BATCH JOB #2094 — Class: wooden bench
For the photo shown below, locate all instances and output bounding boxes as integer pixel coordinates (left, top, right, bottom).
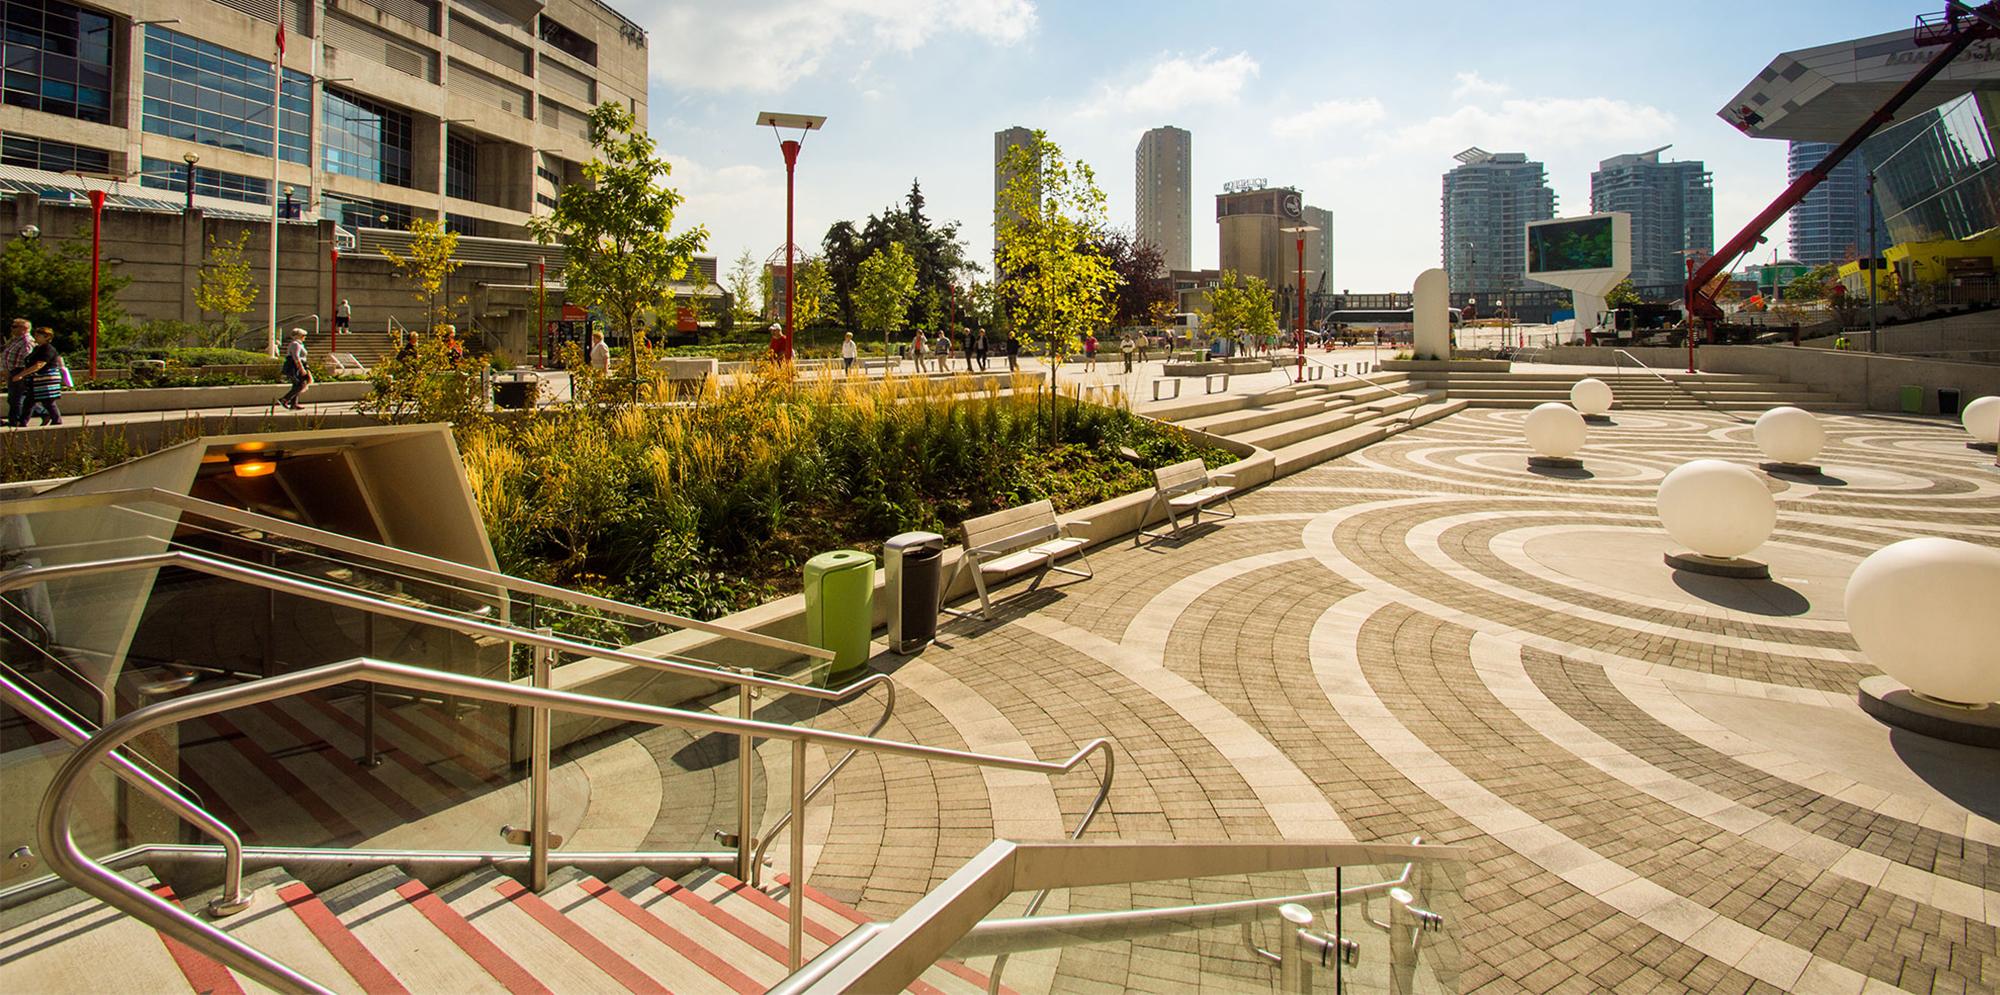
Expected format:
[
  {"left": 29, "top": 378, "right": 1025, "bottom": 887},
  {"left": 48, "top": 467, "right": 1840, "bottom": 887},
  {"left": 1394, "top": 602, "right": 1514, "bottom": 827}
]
[
  {"left": 1139, "top": 459, "right": 1239, "bottom": 542},
  {"left": 949, "top": 499, "right": 1094, "bottom": 618}
]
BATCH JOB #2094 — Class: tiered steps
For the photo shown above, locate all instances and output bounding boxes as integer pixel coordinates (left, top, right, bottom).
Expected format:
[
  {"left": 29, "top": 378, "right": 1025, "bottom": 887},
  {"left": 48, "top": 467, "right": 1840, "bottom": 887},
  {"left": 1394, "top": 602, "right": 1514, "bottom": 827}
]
[
  {"left": 1414, "top": 371, "right": 1854, "bottom": 410},
  {"left": 0, "top": 864, "right": 996, "bottom": 994},
  {"left": 1156, "top": 373, "right": 1469, "bottom": 472}
]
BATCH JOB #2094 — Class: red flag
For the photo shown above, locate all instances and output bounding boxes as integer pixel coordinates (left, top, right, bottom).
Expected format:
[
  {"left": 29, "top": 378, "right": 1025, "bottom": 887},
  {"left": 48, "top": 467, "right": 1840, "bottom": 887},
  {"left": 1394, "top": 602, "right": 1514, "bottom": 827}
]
[{"left": 275, "top": 21, "right": 286, "bottom": 60}]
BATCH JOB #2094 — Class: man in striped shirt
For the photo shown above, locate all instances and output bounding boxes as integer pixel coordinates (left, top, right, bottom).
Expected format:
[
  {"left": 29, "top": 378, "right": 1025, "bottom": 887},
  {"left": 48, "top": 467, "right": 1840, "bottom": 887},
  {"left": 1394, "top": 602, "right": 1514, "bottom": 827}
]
[{"left": 3, "top": 318, "right": 34, "bottom": 427}]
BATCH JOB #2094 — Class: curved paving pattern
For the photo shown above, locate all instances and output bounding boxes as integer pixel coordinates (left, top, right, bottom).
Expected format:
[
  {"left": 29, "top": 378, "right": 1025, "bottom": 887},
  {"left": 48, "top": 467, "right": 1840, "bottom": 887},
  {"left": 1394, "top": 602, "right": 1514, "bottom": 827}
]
[{"left": 794, "top": 408, "right": 1999, "bottom": 993}]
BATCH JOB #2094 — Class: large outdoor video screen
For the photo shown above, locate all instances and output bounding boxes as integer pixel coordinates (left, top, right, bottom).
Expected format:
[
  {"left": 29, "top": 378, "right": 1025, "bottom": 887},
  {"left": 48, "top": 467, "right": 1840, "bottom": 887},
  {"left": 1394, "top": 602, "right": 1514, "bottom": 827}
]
[{"left": 1527, "top": 217, "right": 1614, "bottom": 274}]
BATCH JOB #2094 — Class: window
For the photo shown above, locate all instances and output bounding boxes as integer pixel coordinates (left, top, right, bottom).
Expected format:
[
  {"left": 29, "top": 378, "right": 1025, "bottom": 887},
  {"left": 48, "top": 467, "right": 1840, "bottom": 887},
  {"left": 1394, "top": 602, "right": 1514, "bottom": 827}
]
[
  {"left": 2, "top": 0, "right": 114, "bottom": 123},
  {"left": 321, "top": 87, "right": 413, "bottom": 187},
  {"left": 536, "top": 163, "right": 561, "bottom": 184},
  {"left": 445, "top": 132, "right": 477, "bottom": 200},
  {"left": 444, "top": 213, "right": 476, "bottom": 235},
  {"left": 535, "top": 192, "right": 558, "bottom": 209},
  {"left": 537, "top": 15, "right": 595, "bottom": 65},
  {"left": 0, "top": 135, "right": 109, "bottom": 173},
  {"left": 141, "top": 26, "right": 311, "bottom": 163},
  {"left": 137, "top": 157, "right": 272, "bottom": 205},
  {"left": 321, "top": 192, "right": 419, "bottom": 230}
]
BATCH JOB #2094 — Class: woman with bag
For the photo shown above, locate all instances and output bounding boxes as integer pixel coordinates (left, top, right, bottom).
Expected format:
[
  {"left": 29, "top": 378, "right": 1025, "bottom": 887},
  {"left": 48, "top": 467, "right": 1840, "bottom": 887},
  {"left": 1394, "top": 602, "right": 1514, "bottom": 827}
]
[
  {"left": 278, "top": 327, "right": 312, "bottom": 409},
  {"left": 9, "top": 327, "right": 65, "bottom": 425}
]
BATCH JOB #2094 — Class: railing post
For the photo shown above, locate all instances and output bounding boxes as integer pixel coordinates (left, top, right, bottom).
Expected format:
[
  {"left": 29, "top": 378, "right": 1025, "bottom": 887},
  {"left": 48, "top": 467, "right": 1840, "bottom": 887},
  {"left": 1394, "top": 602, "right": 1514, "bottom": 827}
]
[
  {"left": 530, "top": 630, "right": 553, "bottom": 893},
  {"left": 359, "top": 614, "right": 381, "bottom": 767},
  {"left": 1277, "top": 903, "right": 1314, "bottom": 994},
  {"left": 789, "top": 736, "right": 806, "bottom": 972},
  {"left": 738, "top": 674, "right": 755, "bottom": 881}
]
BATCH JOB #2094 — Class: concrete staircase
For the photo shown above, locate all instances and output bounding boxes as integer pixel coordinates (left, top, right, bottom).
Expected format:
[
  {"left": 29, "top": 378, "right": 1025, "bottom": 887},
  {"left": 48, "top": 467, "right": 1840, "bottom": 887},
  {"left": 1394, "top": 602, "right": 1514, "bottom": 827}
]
[
  {"left": 1149, "top": 373, "right": 1470, "bottom": 473},
  {"left": 0, "top": 865, "right": 997, "bottom": 994},
  {"left": 1411, "top": 370, "right": 1855, "bottom": 410}
]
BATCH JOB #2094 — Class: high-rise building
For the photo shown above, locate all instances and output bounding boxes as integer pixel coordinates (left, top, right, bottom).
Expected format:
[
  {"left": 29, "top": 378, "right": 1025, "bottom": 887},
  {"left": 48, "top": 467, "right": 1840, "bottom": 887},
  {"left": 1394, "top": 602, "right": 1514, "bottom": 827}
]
[
  {"left": 1217, "top": 183, "right": 1305, "bottom": 294},
  {"left": 1441, "top": 149, "right": 1556, "bottom": 294},
  {"left": 993, "top": 125, "right": 1036, "bottom": 272},
  {"left": 1787, "top": 142, "right": 1878, "bottom": 266},
  {"left": 1302, "top": 205, "right": 1333, "bottom": 294},
  {"left": 1135, "top": 126, "right": 1192, "bottom": 271},
  {"left": 0, "top": 0, "right": 648, "bottom": 240},
  {"left": 1590, "top": 146, "right": 1713, "bottom": 288}
]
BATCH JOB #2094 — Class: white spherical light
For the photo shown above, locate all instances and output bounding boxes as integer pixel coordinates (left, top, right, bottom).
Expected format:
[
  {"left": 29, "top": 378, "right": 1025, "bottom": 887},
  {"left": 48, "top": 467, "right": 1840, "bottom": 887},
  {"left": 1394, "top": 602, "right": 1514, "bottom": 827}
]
[
  {"left": 1570, "top": 378, "right": 1613, "bottom": 416},
  {"left": 1845, "top": 537, "right": 2000, "bottom": 704},
  {"left": 1964, "top": 395, "right": 2000, "bottom": 444},
  {"left": 1656, "top": 460, "right": 1775, "bottom": 559},
  {"left": 1754, "top": 406, "right": 1825, "bottom": 465},
  {"left": 1524, "top": 402, "right": 1586, "bottom": 459}
]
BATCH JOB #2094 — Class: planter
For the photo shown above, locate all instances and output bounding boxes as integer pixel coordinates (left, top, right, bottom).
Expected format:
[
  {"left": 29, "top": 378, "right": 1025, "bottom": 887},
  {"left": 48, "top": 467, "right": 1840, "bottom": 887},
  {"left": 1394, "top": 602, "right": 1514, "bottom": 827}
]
[
  {"left": 63, "top": 379, "right": 374, "bottom": 415},
  {"left": 1377, "top": 359, "right": 1511, "bottom": 373}
]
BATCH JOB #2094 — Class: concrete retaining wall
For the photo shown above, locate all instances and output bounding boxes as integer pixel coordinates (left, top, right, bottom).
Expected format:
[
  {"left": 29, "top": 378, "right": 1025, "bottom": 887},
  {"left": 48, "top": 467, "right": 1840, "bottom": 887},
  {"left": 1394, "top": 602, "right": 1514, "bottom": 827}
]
[
  {"left": 1537, "top": 345, "right": 1998, "bottom": 414},
  {"left": 60, "top": 380, "right": 375, "bottom": 415}
]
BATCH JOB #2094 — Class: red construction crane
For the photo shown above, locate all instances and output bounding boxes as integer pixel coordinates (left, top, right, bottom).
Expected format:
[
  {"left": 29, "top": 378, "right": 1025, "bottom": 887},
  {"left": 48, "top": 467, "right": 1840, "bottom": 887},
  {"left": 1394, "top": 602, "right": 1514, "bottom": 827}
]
[{"left": 1685, "top": 2, "right": 2000, "bottom": 332}]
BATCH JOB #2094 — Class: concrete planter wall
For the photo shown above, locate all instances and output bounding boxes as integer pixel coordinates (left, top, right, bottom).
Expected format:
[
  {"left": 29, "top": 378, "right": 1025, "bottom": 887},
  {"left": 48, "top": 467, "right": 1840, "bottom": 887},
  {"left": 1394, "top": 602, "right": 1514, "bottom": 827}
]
[
  {"left": 1538, "top": 345, "right": 1999, "bottom": 414},
  {"left": 1378, "top": 359, "right": 1511, "bottom": 373},
  {"left": 63, "top": 380, "right": 374, "bottom": 415}
]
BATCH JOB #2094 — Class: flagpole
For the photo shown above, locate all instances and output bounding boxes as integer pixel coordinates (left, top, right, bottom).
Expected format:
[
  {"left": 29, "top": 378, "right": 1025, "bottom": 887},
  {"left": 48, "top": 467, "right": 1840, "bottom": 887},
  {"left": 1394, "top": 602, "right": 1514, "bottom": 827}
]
[{"left": 267, "top": 21, "right": 285, "bottom": 357}]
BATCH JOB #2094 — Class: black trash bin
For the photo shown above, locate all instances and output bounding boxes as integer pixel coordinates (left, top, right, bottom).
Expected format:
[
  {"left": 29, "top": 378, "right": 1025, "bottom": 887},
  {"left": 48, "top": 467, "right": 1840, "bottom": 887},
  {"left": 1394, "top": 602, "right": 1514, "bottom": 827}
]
[
  {"left": 492, "top": 371, "right": 542, "bottom": 409},
  {"left": 883, "top": 532, "right": 945, "bottom": 653},
  {"left": 1940, "top": 388, "right": 1962, "bottom": 417}
]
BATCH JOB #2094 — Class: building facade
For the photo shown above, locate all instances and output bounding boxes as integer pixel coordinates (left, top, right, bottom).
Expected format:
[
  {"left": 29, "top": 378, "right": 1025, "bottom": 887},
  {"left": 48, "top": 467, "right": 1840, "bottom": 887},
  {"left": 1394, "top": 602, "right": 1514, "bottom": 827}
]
[
  {"left": 1787, "top": 141, "right": 1879, "bottom": 266},
  {"left": 1134, "top": 125, "right": 1191, "bottom": 271},
  {"left": 1441, "top": 148, "right": 1556, "bottom": 295},
  {"left": 1217, "top": 183, "right": 1303, "bottom": 294},
  {"left": 1590, "top": 147, "right": 1712, "bottom": 287},
  {"left": 1302, "top": 204, "right": 1333, "bottom": 295}
]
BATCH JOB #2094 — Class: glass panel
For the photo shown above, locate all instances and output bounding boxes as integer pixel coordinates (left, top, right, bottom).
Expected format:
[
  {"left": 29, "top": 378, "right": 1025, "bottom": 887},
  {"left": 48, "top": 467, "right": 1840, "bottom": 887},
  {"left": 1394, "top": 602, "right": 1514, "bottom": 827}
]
[{"left": 139, "top": 25, "right": 310, "bottom": 163}]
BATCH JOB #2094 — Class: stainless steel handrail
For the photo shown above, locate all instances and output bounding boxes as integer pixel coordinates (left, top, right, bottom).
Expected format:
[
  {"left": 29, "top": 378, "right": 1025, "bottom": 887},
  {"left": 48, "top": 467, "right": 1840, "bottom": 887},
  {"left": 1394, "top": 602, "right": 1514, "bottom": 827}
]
[
  {"left": 749, "top": 677, "right": 896, "bottom": 887},
  {"left": 37, "top": 657, "right": 1113, "bottom": 994},
  {"left": 0, "top": 487, "right": 834, "bottom": 662},
  {"left": 1611, "top": 348, "right": 1750, "bottom": 423},
  {"left": 0, "top": 671, "right": 251, "bottom": 917}
]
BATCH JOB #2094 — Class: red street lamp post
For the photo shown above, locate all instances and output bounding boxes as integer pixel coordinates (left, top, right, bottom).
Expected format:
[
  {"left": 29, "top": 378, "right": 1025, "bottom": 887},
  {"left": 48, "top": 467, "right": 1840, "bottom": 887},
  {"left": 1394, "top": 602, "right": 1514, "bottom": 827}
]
[
  {"left": 1280, "top": 224, "right": 1318, "bottom": 383},
  {"left": 87, "top": 188, "right": 106, "bottom": 380},
  {"left": 756, "top": 112, "right": 827, "bottom": 363}
]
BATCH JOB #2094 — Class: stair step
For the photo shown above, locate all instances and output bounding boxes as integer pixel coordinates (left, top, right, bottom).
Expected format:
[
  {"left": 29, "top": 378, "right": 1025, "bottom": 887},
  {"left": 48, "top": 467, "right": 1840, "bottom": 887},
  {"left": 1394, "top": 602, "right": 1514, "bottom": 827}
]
[
  {"left": 0, "top": 875, "right": 192, "bottom": 995},
  {"left": 772, "top": 874, "right": 1005, "bottom": 995},
  {"left": 569, "top": 875, "right": 761, "bottom": 995},
  {"left": 606, "top": 870, "right": 791, "bottom": 990},
  {"left": 1270, "top": 398, "right": 1470, "bottom": 474},
  {"left": 440, "top": 868, "right": 651, "bottom": 994},
  {"left": 318, "top": 869, "right": 510, "bottom": 994},
  {"left": 1179, "top": 397, "right": 1327, "bottom": 435},
  {"left": 1232, "top": 408, "right": 1359, "bottom": 450}
]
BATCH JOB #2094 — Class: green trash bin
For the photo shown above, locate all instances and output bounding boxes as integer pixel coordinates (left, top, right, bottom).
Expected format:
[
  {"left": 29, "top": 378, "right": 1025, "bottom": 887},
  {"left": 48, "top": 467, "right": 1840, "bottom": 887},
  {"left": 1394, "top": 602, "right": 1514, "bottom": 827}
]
[
  {"left": 1900, "top": 385, "right": 1923, "bottom": 414},
  {"left": 803, "top": 549, "right": 875, "bottom": 684}
]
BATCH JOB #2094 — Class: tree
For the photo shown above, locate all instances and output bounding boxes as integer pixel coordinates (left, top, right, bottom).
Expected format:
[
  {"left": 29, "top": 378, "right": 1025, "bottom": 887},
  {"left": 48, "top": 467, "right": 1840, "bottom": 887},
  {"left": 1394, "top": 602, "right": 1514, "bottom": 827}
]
[
  {"left": 1604, "top": 278, "right": 1641, "bottom": 310},
  {"left": 1095, "top": 231, "right": 1172, "bottom": 327},
  {"left": 855, "top": 242, "right": 918, "bottom": 359},
  {"left": 792, "top": 256, "right": 833, "bottom": 331},
  {"left": 1203, "top": 270, "right": 1278, "bottom": 344},
  {"left": 529, "top": 100, "right": 708, "bottom": 389},
  {"left": 380, "top": 217, "right": 463, "bottom": 332},
  {"left": 994, "top": 131, "right": 1120, "bottom": 360},
  {"left": 192, "top": 232, "right": 256, "bottom": 346},
  {"left": 725, "top": 249, "right": 762, "bottom": 330},
  {"left": 1784, "top": 264, "right": 1835, "bottom": 303},
  {"left": 819, "top": 180, "right": 976, "bottom": 334},
  {"left": 0, "top": 233, "right": 128, "bottom": 357}
]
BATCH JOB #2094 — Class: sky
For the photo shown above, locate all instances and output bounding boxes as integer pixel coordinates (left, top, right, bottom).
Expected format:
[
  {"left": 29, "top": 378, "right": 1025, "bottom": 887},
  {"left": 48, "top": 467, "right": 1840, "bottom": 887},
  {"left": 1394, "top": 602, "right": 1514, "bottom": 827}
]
[{"left": 620, "top": 0, "right": 1914, "bottom": 294}]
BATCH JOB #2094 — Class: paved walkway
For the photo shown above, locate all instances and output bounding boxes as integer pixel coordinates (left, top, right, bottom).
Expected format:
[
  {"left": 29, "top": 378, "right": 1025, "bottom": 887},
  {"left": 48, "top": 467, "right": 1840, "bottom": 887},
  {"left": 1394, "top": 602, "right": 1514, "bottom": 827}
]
[{"left": 798, "top": 407, "right": 1997, "bottom": 994}]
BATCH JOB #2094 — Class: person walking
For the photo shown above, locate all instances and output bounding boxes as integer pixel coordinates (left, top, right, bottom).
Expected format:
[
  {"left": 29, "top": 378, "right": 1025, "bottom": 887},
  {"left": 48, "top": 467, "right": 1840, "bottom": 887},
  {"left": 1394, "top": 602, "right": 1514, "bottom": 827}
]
[
  {"left": 936, "top": 330, "right": 954, "bottom": 373},
  {"left": 1120, "top": 333, "right": 1135, "bottom": 373},
  {"left": 840, "top": 332, "right": 857, "bottom": 374},
  {"left": 335, "top": 298, "right": 352, "bottom": 336},
  {"left": 1005, "top": 331, "right": 1020, "bottom": 371},
  {"left": 910, "top": 331, "right": 927, "bottom": 373},
  {"left": 1135, "top": 331, "right": 1150, "bottom": 364},
  {"left": 9, "top": 327, "right": 65, "bottom": 425},
  {"left": 973, "top": 330, "right": 989, "bottom": 371},
  {"left": 277, "top": 327, "right": 312, "bottom": 409},
  {"left": 588, "top": 330, "right": 610, "bottom": 373},
  {"left": 1082, "top": 332, "right": 1098, "bottom": 372},
  {"left": 3, "top": 318, "right": 35, "bottom": 427}
]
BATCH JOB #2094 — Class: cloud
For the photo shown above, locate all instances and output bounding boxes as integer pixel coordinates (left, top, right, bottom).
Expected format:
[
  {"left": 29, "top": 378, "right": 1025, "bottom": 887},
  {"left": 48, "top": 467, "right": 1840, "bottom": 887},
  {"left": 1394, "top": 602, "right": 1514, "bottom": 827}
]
[
  {"left": 644, "top": 0, "right": 1036, "bottom": 93},
  {"left": 1392, "top": 96, "right": 1676, "bottom": 156},
  {"left": 1271, "top": 97, "right": 1387, "bottom": 141},
  {"left": 1076, "top": 50, "right": 1260, "bottom": 119},
  {"left": 1450, "top": 71, "right": 1509, "bottom": 101}
]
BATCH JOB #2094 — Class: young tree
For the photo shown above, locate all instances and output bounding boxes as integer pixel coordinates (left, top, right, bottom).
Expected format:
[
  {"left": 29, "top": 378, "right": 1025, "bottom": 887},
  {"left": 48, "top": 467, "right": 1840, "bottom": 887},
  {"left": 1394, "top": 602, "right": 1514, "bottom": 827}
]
[
  {"left": 855, "top": 242, "right": 917, "bottom": 360},
  {"left": 1204, "top": 270, "right": 1278, "bottom": 344},
  {"left": 725, "top": 249, "right": 762, "bottom": 330},
  {"left": 0, "top": 235, "right": 128, "bottom": 356},
  {"left": 193, "top": 232, "right": 256, "bottom": 345},
  {"left": 1604, "top": 278, "right": 1642, "bottom": 309},
  {"left": 529, "top": 100, "right": 708, "bottom": 390},
  {"left": 994, "top": 131, "right": 1120, "bottom": 361},
  {"left": 792, "top": 256, "right": 833, "bottom": 331},
  {"left": 380, "top": 217, "right": 463, "bottom": 331}
]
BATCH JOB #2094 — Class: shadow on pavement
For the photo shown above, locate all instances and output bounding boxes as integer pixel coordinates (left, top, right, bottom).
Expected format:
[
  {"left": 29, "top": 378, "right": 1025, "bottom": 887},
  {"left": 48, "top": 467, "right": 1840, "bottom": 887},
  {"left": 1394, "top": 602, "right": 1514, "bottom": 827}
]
[
  {"left": 1670, "top": 571, "right": 1813, "bottom": 617},
  {"left": 1888, "top": 729, "right": 2000, "bottom": 821}
]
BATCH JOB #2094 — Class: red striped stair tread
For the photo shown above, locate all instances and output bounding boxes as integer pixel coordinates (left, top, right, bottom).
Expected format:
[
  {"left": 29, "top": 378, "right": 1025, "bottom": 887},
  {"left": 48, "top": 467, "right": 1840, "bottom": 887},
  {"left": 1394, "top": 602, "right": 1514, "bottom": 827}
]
[
  {"left": 275, "top": 882, "right": 408, "bottom": 995},
  {"left": 491, "top": 878, "right": 667, "bottom": 995},
  {"left": 246, "top": 700, "right": 428, "bottom": 822},
  {"left": 579, "top": 876, "right": 762, "bottom": 995},
  {"left": 299, "top": 694, "right": 467, "bottom": 797},
  {"left": 392, "top": 879, "right": 550, "bottom": 995},
  {"left": 777, "top": 874, "right": 1014, "bottom": 995},
  {"left": 654, "top": 878, "right": 787, "bottom": 963},
  {"left": 148, "top": 883, "right": 246, "bottom": 995},
  {"left": 203, "top": 714, "right": 363, "bottom": 841}
]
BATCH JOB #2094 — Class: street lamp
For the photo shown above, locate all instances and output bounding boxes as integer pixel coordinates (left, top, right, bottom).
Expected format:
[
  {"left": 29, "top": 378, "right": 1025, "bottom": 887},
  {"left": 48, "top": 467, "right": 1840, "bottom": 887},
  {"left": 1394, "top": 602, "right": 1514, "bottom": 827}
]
[
  {"left": 65, "top": 169, "right": 122, "bottom": 378},
  {"left": 182, "top": 152, "right": 199, "bottom": 212},
  {"left": 1280, "top": 224, "right": 1318, "bottom": 383},
  {"left": 755, "top": 111, "right": 827, "bottom": 363},
  {"left": 283, "top": 185, "right": 295, "bottom": 220}
]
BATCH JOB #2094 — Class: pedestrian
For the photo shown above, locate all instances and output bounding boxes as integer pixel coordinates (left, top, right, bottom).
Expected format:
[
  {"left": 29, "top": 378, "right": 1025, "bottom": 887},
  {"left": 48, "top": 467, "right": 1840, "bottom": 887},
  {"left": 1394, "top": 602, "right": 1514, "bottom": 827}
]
[
  {"left": 1120, "top": 333, "right": 1135, "bottom": 373},
  {"left": 840, "top": 331, "right": 857, "bottom": 374},
  {"left": 336, "top": 298, "right": 352, "bottom": 335},
  {"left": 937, "top": 330, "right": 953, "bottom": 373},
  {"left": 9, "top": 327, "right": 65, "bottom": 425},
  {"left": 911, "top": 331, "right": 927, "bottom": 372},
  {"left": 1005, "top": 331, "right": 1020, "bottom": 371},
  {"left": 1083, "top": 332, "right": 1098, "bottom": 371},
  {"left": 397, "top": 329, "right": 418, "bottom": 362},
  {"left": 1136, "top": 332, "right": 1150, "bottom": 364},
  {"left": 588, "top": 330, "right": 610, "bottom": 373},
  {"left": 973, "top": 329, "right": 989, "bottom": 371},
  {"left": 441, "top": 326, "right": 465, "bottom": 365},
  {"left": 277, "top": 327, "right": 312, "bottom": 409},
  {"left": 3, "top": 318, "right": 34, "bottom": 427}
]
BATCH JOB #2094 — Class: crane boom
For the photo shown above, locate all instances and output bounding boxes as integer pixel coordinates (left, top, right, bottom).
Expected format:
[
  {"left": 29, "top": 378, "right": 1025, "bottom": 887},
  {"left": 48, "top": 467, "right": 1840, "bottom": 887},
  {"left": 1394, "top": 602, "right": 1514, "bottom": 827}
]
[{"left": 1685, "top": 2, "right": 2000, "bottom": 326}]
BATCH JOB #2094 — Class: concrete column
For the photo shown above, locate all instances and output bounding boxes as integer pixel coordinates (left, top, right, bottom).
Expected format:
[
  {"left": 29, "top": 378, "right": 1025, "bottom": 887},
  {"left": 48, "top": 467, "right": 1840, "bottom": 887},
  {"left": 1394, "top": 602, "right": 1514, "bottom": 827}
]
[
  {"left": 1413, "top": 267, "right": 1450, "bottom": 359},
  {"left": 180, "top": 210, "right": 205, "bottom": 324}
]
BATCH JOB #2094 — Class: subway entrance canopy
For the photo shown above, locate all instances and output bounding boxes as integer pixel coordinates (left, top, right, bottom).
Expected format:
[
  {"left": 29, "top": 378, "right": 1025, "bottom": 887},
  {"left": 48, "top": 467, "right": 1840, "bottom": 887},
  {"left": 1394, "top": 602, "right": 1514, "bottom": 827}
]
[{"left": 1719, "top": 19, "right": 1999, "bottom": 141}]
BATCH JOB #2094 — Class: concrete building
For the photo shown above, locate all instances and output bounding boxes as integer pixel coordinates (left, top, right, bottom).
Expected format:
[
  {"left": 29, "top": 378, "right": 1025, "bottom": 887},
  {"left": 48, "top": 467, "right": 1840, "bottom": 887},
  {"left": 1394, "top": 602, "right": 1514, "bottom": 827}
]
[
  {"left": 1216, "top": 182, "right": 1304, "bottom": 294},
  {"left": 1302, "top": 204, "right": 1333, "bottom": 295},
  {"left": 0, "top": 0, "right": 652, "bottom": 357},
  {"left": 993, "top": 125, "right": 1035, "bottom": 273},
  {"left": 1441, "top": 148, "right": 1556, "bottom": 295},
  {"left": 1589, "top": 146, "right": 1713, "bottom": 288},
  {"left": 1134, "top": 125, "right": 1191, "bottom": 271},
  {"left": 1788, "top": 141, "right": 1881, "bottom": 267}
]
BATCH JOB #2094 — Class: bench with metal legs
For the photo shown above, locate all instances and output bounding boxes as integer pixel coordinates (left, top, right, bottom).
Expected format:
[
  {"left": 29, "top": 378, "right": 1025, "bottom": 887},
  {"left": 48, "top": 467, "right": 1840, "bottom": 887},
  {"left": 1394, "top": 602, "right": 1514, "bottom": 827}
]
[
  {"left": 947, "top": 500, "right": 1095, "bottom": 619},
  {"left": 1138, "top": 459, "right": 1240, "bottom": 543}
]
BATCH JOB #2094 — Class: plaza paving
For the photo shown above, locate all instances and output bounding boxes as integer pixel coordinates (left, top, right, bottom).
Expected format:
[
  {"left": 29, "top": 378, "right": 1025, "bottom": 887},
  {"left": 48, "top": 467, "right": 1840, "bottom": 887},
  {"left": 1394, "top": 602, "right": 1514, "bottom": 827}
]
[{"left": 784, "top": 406, "right": 1998, "bottom": 993}]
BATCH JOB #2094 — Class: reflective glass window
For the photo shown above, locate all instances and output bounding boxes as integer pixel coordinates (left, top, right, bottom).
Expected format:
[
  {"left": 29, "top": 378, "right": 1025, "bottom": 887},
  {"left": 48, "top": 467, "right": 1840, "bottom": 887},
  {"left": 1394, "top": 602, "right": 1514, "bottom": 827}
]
[
  {"left": 139, "top": 25, "right": 310, "bottom": 164},
  {"left": 321, "top": 86, "right": 413, "bottom": 187},
  {"left": 137, "top": 156, "right": 272, "bottom": 205},
  {"left": 0, "top": 0, "right": 114, "bottom": 123},
  {"left": 0, "top": 133, "right": 109, "bottom": 172}
]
